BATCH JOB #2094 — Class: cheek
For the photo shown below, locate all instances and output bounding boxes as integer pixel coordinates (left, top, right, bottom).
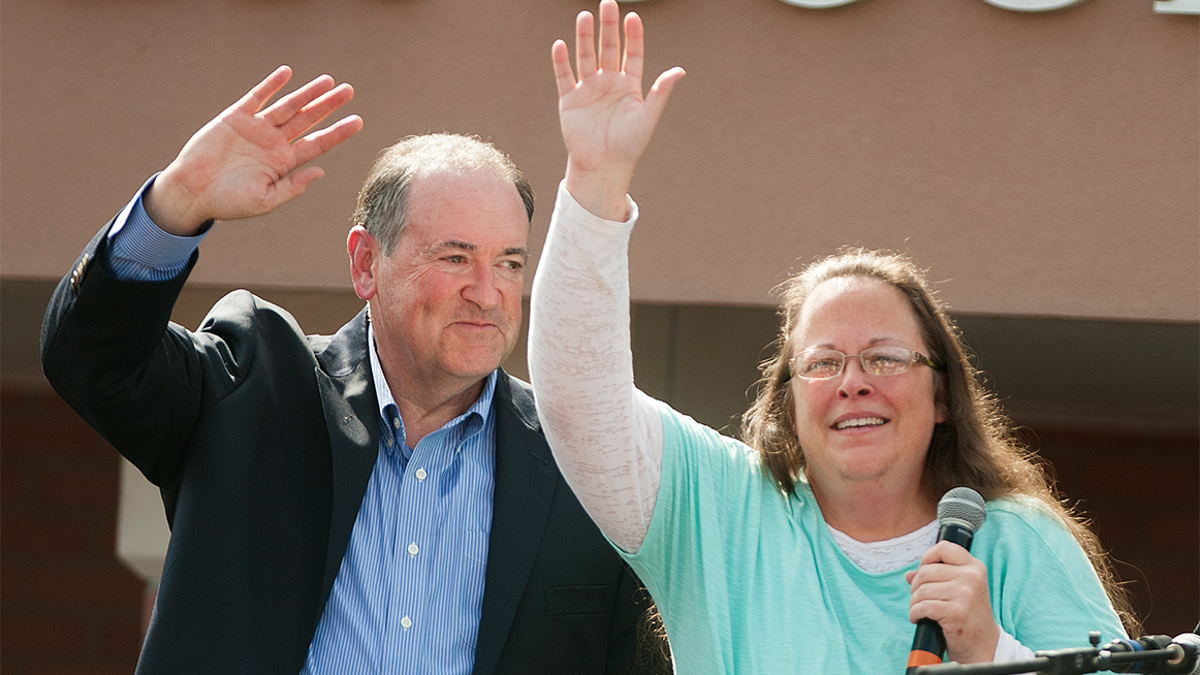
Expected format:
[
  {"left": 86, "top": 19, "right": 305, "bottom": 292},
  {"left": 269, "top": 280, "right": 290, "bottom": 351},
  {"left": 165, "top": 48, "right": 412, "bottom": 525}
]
[
  {"left": 501, "top": 280, "right": 525, "bottom": 318},
  {"left": 903, "top": 378, "right": 942, "bottom": 426},
  {"left": 789, "top": 385, "right": 825, "bottom": 434},
  {"left": 411, "top": 274, "right": 462, "bottom": 307}
]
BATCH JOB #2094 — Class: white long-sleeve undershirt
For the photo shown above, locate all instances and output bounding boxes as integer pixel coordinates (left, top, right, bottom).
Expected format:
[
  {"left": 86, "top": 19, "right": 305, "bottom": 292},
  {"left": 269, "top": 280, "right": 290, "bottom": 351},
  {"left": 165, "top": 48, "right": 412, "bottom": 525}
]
[{"left": 529, "top": 181, "right": 664, "bottom": 554}]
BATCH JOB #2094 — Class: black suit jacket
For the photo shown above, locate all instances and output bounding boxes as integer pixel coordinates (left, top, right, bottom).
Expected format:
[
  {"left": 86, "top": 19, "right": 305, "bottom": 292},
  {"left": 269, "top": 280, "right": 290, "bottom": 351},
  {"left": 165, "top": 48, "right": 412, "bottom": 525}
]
[{"left": 41, "top": 224, "right": 656, "bottom": 675}]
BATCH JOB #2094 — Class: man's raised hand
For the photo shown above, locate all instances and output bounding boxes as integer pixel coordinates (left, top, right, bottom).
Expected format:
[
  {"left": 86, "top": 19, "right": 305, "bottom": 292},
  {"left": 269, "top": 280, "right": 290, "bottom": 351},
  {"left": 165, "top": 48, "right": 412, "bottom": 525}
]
[
  {"left": 146, "top": 66, "right": 364, "bottom": 235},
  {"left": 552, "top": 0, "right": 684, "bottom": 220}
]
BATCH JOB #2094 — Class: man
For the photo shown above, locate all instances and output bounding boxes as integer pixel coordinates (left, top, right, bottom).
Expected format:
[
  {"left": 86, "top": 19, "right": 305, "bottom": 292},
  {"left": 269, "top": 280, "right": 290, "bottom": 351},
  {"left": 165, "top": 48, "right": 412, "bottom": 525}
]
[{"left": 41, "top": 65, "right": 654, "bottom": 674}]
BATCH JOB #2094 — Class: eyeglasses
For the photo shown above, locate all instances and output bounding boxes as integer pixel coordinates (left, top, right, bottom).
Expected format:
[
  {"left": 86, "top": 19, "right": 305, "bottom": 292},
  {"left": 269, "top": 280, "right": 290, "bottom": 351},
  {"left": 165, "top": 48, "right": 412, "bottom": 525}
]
[{"left": 790, "top": 346, "right": 942, "bottom": 381}]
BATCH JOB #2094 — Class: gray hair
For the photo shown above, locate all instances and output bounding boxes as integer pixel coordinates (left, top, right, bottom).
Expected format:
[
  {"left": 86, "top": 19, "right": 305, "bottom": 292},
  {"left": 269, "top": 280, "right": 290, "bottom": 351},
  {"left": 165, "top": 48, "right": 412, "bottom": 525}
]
[{"left": 352, "top": 133, "right": 535, "bottom": 255}]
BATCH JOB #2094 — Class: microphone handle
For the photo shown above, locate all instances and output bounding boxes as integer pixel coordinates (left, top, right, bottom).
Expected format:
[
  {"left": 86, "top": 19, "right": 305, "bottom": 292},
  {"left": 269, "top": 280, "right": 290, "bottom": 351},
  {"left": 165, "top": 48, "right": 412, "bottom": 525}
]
[
  {"left": 905, "top": 522, "right": 977, "bottom": 673},
  {"left": 939, "top": 521, "right": 976, "bottom": 550},
  {"left": 907, "top": 618, "right": 949, "bottom": 673}
]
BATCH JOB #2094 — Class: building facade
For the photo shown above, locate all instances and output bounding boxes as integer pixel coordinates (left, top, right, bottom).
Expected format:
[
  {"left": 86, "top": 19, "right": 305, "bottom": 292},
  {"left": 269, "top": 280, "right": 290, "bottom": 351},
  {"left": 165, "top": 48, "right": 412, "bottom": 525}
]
[{"left": 2, "top": 0, "right": 1196, "bottom": 671}]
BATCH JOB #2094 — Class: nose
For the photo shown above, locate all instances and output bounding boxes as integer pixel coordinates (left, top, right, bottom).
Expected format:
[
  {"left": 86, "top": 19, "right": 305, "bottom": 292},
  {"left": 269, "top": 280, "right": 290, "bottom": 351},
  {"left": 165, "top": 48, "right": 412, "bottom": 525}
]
[
  {"left": 461, "top": 261, "right": 502, "bottom": 310},
  {"left": 837, "top": 356, "right": 875, "bottom": 399}
]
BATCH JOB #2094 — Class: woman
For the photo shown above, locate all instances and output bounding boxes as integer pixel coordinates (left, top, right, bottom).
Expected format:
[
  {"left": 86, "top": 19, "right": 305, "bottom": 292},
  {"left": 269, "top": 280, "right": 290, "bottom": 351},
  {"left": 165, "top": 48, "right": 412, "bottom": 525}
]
[{"left": 533, "top": 2, "right": 1133, "bottom": 673}]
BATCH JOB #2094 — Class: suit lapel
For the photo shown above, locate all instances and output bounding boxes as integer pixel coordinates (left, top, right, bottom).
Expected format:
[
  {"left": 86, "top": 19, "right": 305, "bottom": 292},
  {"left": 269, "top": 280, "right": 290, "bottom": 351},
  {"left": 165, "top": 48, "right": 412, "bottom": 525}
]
[
  {"left": 472, "top": 373, "right": 559, "bottom": 675},
  {"left": 310, "top": 324, "right": 559, "bottom": 673},
  {"left": 314, "top": 306, "right": 380, "bottom": 608}
]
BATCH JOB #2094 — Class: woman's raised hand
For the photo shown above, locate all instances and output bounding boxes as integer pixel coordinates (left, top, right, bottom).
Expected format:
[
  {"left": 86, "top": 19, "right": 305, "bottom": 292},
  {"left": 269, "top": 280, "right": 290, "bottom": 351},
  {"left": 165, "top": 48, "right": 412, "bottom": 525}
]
[{"left": 552, "top": 0, "right": 684, "bottom": 221}]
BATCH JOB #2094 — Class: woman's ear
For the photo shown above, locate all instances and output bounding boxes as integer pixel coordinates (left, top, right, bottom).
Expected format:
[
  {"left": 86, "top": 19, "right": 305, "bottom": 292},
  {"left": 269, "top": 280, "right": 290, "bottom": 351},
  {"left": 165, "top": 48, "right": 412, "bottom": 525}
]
[{"left": 347, "top": 226, "right": 379, "bottom": 301}]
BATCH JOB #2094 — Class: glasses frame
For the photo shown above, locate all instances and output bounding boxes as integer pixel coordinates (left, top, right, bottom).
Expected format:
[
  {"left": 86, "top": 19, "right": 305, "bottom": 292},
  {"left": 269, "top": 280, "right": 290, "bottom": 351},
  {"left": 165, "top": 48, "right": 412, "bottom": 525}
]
[{"left": 790, "top": 345, "right": 943, "bottom": 381}]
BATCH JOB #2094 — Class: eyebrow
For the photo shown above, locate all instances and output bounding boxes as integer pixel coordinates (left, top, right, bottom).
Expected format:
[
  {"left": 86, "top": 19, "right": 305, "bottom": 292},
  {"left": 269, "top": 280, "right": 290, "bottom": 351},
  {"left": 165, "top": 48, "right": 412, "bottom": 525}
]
[
  {"left": 428, "top": 240, "right": 529, "bottom": 260},
  {"left": 809, "top": 337, "right": 902, "bottom": 351}
]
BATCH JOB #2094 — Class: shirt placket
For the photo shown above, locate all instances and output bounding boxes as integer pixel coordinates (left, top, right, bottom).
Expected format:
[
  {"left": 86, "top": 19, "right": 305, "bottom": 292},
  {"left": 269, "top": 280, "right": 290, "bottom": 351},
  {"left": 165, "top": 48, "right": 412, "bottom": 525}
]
[
  {"left": 375, "top": 406, "right": 407, "bottom": 673},
  {"left": 390, "top": 411, "right": 459, "bottom": 674}
]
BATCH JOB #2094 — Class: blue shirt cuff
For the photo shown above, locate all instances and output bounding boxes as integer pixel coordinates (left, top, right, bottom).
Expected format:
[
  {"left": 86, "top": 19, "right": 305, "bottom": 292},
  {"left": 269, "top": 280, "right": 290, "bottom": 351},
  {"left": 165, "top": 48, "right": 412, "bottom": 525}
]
[{"left": 106, "top": 174, "right": 209, "bottom": 281}]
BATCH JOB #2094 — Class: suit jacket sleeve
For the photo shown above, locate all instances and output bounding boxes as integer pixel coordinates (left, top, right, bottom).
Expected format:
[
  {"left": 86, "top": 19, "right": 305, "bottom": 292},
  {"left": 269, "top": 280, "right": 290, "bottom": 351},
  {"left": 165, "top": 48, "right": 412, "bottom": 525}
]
[{"left": 42, "top": 220, "right": 242, "bottom": 490}]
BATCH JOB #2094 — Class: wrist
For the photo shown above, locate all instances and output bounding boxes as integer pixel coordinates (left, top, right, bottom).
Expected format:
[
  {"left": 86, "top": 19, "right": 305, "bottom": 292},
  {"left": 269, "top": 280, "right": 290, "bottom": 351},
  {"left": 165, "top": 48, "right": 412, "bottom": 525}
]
[
  {"left": 949, "top": 623, "right": 1003, "bottom": 664},
  {"left": 143, "top": 167, "right": 210, "bottom": 236},
  {"left": 563, "top": 159, "right": 635, "bottom": 222}
]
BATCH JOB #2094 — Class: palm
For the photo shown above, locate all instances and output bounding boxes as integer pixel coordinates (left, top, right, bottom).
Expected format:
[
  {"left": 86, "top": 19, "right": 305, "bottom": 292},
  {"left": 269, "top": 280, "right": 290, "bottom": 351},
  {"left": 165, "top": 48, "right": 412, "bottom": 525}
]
[
  {"left": 176, "top": 107, "right": 311, "bottom": 219},
  {"left": 151, "top": 66, "right": 362, "bottom": 232},
  {"left": 560, "top": 67, "right": 657, "bottom": 174},
  {"left": 551, "top": 0, "right": 684, "bottom": 217}
]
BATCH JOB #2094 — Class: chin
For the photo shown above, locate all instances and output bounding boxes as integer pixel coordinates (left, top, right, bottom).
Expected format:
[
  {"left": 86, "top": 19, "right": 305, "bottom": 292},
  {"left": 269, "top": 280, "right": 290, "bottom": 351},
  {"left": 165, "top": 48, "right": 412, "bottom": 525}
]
[
  {"left": 446, "top": 354, "right": 506, "bottom": 380},
  {"left": 830, "top": 452, "right": 895, "bottom": 481}
]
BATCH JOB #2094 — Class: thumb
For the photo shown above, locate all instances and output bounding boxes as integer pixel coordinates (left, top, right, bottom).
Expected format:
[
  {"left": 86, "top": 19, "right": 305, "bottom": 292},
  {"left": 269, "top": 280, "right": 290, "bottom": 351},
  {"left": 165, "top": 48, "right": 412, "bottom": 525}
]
[
  {"left": 643, "top": 67, "right": 686, "bottom": 124},
  {"left": 269, "top": 166, "right": 326, "bottom": 208}
]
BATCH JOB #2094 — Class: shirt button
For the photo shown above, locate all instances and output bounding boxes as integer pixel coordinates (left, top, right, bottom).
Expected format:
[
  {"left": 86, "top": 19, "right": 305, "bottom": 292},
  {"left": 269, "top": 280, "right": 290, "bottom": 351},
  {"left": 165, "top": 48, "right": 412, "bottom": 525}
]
[
  {"left": 415, "top": 468, "right": 427, "bottom": 481},
  {"left": 384, "top": 435, "right": 394, "bottom": 447},
  {"left": 407, "top": 542, "right": 419, "bottom": 557},
  {"left": 392, "top": 417, "right": 401, "bottom": 429},
  {"left": 401, "top": 616, "right": 412, "bottom": 630}
]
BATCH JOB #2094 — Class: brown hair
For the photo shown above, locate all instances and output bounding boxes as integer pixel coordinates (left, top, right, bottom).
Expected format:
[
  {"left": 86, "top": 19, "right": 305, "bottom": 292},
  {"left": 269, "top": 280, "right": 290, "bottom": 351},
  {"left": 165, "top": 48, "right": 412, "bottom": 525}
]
[{"left": 741, "top": 248, "right": 1139, "bottom": 634}]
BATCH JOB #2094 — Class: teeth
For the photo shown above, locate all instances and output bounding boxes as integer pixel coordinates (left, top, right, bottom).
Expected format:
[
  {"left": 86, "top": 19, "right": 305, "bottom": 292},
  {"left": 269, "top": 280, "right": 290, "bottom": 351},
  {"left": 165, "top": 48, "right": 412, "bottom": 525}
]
[{"left": 836, "top": 417, "right": 886, "bottom": 430}]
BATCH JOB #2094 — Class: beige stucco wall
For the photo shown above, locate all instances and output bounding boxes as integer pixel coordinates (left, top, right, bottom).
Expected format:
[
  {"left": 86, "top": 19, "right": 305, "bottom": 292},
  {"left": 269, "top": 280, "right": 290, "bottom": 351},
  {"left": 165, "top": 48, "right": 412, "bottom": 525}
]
[{"left": 2, "top": 0, "right": 1197, "bottom": 321}]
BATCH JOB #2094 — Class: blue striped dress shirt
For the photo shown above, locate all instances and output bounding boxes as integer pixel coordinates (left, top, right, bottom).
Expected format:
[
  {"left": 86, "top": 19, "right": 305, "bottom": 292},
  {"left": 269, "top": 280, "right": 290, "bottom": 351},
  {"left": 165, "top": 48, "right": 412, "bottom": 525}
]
[
  {"left": 301, "top": 325, "right": 496, "bottom": 675},
  {"left": 104, "top": 179, "right": 499, "bottom": 674}
]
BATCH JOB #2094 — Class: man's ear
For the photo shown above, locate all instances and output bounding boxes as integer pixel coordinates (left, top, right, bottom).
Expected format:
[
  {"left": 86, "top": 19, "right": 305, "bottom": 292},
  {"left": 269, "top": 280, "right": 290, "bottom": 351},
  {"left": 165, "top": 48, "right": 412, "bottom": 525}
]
[{"left": 347, "top": 226, "right": 379, "bottom": 301}]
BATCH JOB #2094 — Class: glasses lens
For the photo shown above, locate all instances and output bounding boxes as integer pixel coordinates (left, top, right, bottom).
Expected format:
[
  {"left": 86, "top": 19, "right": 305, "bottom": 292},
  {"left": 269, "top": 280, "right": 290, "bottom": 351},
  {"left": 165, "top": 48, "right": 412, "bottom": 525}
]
[
  {"left": 795, "top": 350, "right": 844, "bottom": 379},
  {"left": 861, "top": 346, "right": 914, "bottom": 376}
]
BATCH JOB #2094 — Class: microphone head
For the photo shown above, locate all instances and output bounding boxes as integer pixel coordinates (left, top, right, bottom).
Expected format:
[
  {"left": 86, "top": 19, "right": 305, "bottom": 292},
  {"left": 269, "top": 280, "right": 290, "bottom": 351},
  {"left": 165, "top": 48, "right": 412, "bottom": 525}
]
[
  {"left": 937, "top": 487, "right": 986, "bottom": 532},
  {"left": 1171, "top": 633, "right": 1200, "bottom": 675}
]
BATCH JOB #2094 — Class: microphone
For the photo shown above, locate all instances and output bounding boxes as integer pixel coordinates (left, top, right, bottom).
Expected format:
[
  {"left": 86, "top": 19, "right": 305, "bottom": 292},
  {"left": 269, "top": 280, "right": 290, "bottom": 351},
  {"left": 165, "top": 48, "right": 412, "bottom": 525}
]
[
  {"left": 1099, "top": 633, "right": 1200, "bottom": 675},
  {"left": 1170, "top": 633, "right": 1200, "bottom": 675},
  {"left": 905, "top": 487, "right": 988, "bottom": 674},
  {"left": 908, "top": 631, "right": 1200, "bottom": 675}
]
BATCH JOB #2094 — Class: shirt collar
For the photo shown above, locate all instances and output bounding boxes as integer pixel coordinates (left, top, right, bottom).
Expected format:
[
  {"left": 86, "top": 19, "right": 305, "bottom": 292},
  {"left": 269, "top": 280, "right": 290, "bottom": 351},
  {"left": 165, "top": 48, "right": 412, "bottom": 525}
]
[{"left": 367, "top": 320, "right": 497, "bottom": 453}]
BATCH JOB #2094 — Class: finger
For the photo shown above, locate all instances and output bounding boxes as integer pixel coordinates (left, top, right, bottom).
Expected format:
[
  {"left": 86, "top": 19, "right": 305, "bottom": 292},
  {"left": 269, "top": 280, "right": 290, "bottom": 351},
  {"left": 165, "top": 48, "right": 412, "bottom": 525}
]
[
  {"left": 551, "top": 40, "right": 578, "bottom": 98},
  {"left": 909, "top": 572, "right": 953, "bottom": 603},
  {"left": 265, "top": 165, "right": 326, "bottom": 212},
  {"left": 621, "top": 11, "right": 644, "bottom": 83},
  {"left": 909, "top": 597, "right": 951, "bottom": 624},
  {"left": 575, "top": 10, "right": 597, "bottom": 80},
  {"left": 597, "top": 0, "right": 621, "bottom": 73},
  {"left": 643, "top": 66, "right": 686, "bottom": 124},
  {"left": 279, "top": 82, "right": 356, "bottom": 140},
  {"left": 232, "top": 65, "right": 293, "bottom": 115},
  {"left": 912, "top": 564, "right": 950, "bottom": 586},
  {"left": 934, "top": 541, "right": 976, "bottom": 564},
  {"left": 284, "top": 165, "right": 325, "bottom": 195},
  {"left": 918, "top": 540, "right": 968, "bottom": 567},
  {"left": 261, "top": 74, "right": 337, "bottom": 129},
  {"left": 290, "top": 114, "right": 364, "bottom": 167},
  {"left": 910, "top": 559, "right": 966, "bottom": 590}
]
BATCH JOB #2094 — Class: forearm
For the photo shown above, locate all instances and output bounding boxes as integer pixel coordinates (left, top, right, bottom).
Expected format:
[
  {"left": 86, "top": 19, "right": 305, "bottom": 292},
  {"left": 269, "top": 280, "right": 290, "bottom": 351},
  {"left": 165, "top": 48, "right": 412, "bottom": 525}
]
[
  {"left": 529, "top": 181, "right": 663, "bottom": 553},
  {"left": 41, "top": 218, "right": 202, "bottom": 485}
]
